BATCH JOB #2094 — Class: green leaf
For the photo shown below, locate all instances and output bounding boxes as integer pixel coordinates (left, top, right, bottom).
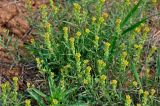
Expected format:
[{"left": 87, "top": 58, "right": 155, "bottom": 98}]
[
  {"left": 6, "top": 34, "right": 14, "bottom": 48},
  {"left": 65, "top": 87, "right": 77, "bottom": 95},
  {"left": 48, "top": 75, "right": 55, "bottom": 97},
  {"left": 122, "top": 17, "right": 146, "bottom": 35},
  {"left": 131, "top": 62, "right": 142, "bottom": 88},
  {"left": 122, "top": 13, "right": 160, "bottom": 35},
  {"left": 120, "top": 0, "right": 143, "bottom": 28},
  {"left": 28, "top": 89, "right": 46, "bottom": 106},
  {"left": 32, "top": 88, "right": 47, "bottom": 98}
]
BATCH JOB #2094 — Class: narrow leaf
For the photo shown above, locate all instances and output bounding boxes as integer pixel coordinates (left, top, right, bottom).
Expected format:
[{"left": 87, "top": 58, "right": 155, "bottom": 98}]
[
  {"left": 122, "top": 18, "right": 146, "bottom": 35},
  {"left": 32, "top": 88, "right": 47, "bottom": 98},
  {"left": 131, "top": 62, "right": 142, "bottom": 88},
  {"left": 28, "top": 89, "right": 46, "bottom": 106},
  {"left": 120, "top": 0, "right": 143, "bottom": 28},
  {"left": 48, "top": 75, "right": 55, "bottom": 97},
  {"left": 122, "top": 13, "right": 160, "bottom": 35}
]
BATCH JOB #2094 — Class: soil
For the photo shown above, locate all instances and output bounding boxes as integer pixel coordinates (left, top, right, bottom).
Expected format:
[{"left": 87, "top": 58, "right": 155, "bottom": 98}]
[{"left": 0, "top": 0, "right": 47, "bottom": 89}]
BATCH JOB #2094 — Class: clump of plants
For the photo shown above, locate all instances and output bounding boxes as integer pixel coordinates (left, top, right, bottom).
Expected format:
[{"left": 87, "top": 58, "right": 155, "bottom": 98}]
[
  {"left": 1, "top": 0, "right": 159, "bottom": 106},
  {"left": 26, "top": 0, "right": 160, "bottom": 105}
]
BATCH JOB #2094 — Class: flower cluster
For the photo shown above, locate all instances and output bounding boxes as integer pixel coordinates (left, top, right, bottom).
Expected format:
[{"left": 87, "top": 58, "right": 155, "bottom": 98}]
[
  {"left": 69, "top": 37, "right": 75, "bottom": 55},
  {"left": 75, "top": 53, "right": 81, "bottom": 73},
  {"left": 25, "top": 99, "right": 31, "bottom": 106},
  {"left": 94, "top": 35, "right": 100, "bottom": 50},
  {"left": 125, "top": 95, "right": 132, "bottom": 106},
  {"left": 104, "top": 42, "right": 110, "bottom": 61},
  {"left": 97, "top": 60, "right": 106, "bottom": 75},
  {"left": 63, "top": 27, "right": 69, "bottom": 42},
  {"left": 120, "top": 51, "right": 129, "bottom": 71},
  {"left": 110, "top": 80, "right": 117, "bottom": 92},
  {"left": 73, "top": 3, "right": 81, "bottom": 12}
]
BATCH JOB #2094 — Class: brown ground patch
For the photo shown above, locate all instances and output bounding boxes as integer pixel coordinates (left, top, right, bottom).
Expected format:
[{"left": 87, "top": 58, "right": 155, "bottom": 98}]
[{"left": 0, "top": 0, "right": 47, "bottom": 89}]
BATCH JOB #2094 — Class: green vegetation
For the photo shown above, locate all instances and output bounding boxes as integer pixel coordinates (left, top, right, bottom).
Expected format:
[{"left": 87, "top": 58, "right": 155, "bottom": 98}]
[{"left": 0, "top": 0, "right": 160, "bottom": 106}]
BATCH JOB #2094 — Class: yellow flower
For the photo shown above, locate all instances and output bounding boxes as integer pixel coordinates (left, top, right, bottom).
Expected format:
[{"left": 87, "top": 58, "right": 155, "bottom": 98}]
[
  {"left": 99, "top": 17, "right": 105, "bottom": 23},
  {"left": 146, "top": 69, "right": 150, "bottom": 78},
  {"left": 83, "top": 79, "right": 88, "bottom": 85},
  {"left": 44, "top": 22, "right": 51, "bottom": 29},
  {"left": 53, "top": 6, "right": 59, "bottom": 14},
  {"left": 40, "top": 4, "right": 47, "bottom": 10},
  {"left": 104, "top": 42, "right": 110, "bottom": 49},
  {"left": 95, "top": 35, "right": 100, "bottom": 41},
  {"left": 83, "top": 60, "right": 89, "bottom": 64},
  {"left": 52, "top": 99, "right": 58, "bottom": 105},
  {"left": 63, "top": 27, "right": 68, "bottom": 33},
  {"left": 60, "top": 78, "right": 65, "bottom": 88},
  {"left": 30, "top": 38, "right": 35, "bottom": 44},
  {"left": 69, "top": 37, "right": 75, "bottom": 46},
  {"left": 51, "top": 72, "right": 55, "bottom": 78},
  {"left": 1, "top": 83, "right": 7, "bottom": 90},
  {"left": 27, "top": 82, "right": 31, "bottom": 88},
  {"left": 36, "top": 58, "right": 41, "bottom": 65},
  {"left": 135, "top": 27, "right": 141, "bottom": 33},
  {"left": 122, "top": 60, "right": 129, "bottom": 66},
  {"left": 122, "top": 51, "right": 127, "bottom": 58},
  {"left": 25, "top": 99, "right": 31, "bottom": 106},
  {"left": 132, "top": 81, "right": 138, "bottom": 87},
  {"left": 75, "top": 53, "right": 81, "bottom": 61},
  {"left": 85, "top": 28, "right": 90, "bottom": 34},
  {"left": 65, "top": 64, "right": 71, "bottom": 69},
  {"left": 100, "top": 0, "right": 105, "bottom": 4},
  {"left": 100, "top": 75, "right": 107, "bottom": 81},
  {"left": 136, "top": 103, "right": 141, "bottom": 106},
  {"left": 94, "top": 35, "right": 100, "bottom": 49},
  {"left": 73, "top": 3, "right": 81, "bottom": 11},
  {"left": 126, "top": 95, "right": 131, "bottom": 99},
  {"left": 102, "top": 12, "right": 109, "bottom": 19},
  {"left": 152, "top": 46, "right": 157, "bottom": 51},
  {"left": 110, "top": 80, "right": 117, "bottom": 85},
  {"left": 144, "top": 91, "right": 149, "bottom": 97},
  {"left": 151, "top": 0, "right": 157, "bottom": 3},
  {"left": 13, "top": 77, "right": 18, "bottom": 82},
  {"left": 134, "top": 0, "right": 138, "bottom": 4},
  {"left": 85, "top": 66, "right": 92, "bottom": 74},
  {"left": 134, "top": 44, "right": 143, "bottom": 49},
  {"left": 26, "top": 0, "right": 32, "bottom": 6},
  {"left": 151, "top": 89, "right": 156, "bottom": 96},
  {"left": 13, "top": 77, "right": 18, "bottom": 91},
  {"left": 5, "top": 81, "right": 10, "bottom": 88},
  {"left": 92, "top": 17, "right": 96, "bottom": 23},
  {"left": 39, "top": 4, "right": 47, "bottom": 19},
  {"left": 126, "top": 95, "right": 132, "bottom": 105},
  {"left": 116, "top": 19, "right": 121, "bottom": 26},
  {"left": 97, "top": 60, "right": 106, "bottom": 67},
  {"left": 139, "top": 89, "right": 144, "bottom": 95},
  {"left": 144, "top": 26, "right": 150, "bottom": 33},
  {"left": 45, "top": 33, "right": 50, "bottom": 42},
  {"left": 76, "top": 31, "right": 81, "bottom": 38},
  {"left": 125, "top": 0, "right": 131, "bottom": 5}
]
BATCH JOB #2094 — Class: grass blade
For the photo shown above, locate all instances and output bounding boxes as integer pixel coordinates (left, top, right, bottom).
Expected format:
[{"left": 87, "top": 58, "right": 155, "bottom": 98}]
[
  {"left": 131, "top": 62, "right": 142, "bottom": 88},
  {"left": 122, "top": 12, "right": 160, "bottom": 35},
  {"left": 32, "top": 88, "right": 47, "bottom": 97},
  {"left": 48, "top": 75, "right": 55, "bottom": 97},
  {"left": 122, "top": 18, "right": 146, "bottom": 35},
  {"left": 28, "top": 89, "right": 46, "bottom": 106},
  {"left": 120, "top": 0, "right": 143, "bottom": 28}
]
